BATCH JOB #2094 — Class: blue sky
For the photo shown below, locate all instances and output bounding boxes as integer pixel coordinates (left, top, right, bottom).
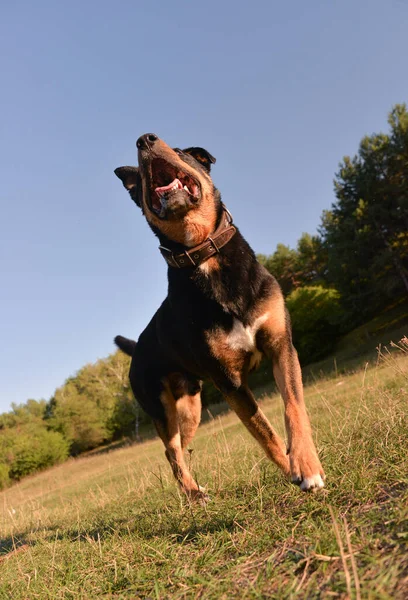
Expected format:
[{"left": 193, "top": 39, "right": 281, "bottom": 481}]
[{"left": 1, "top": 0, "right": 407, "bottom": 412}]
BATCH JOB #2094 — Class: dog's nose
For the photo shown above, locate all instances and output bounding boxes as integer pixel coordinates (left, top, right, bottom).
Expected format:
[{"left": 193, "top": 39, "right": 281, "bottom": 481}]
[{"left": 136, "top": 133, "right": 158, "bottom": 150}]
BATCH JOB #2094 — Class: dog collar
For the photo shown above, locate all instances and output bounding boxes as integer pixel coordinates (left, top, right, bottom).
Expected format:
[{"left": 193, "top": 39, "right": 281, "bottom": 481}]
[{"left": 159, "top": 205, "right": 236, "bottom": 268}]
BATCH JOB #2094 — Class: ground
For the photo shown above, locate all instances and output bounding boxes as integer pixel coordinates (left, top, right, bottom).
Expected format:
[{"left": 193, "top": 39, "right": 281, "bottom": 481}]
[{"left": 0, "top": 339, "right": 407, "bottom": 599}]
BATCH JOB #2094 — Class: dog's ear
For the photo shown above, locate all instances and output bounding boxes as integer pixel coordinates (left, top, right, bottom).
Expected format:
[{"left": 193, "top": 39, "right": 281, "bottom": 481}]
[
  {"left": 182, "top": 147, "right": 216, "bottom": 172},
  {"left": 114, "top": 166, "right": 143, "bottom": 207}
]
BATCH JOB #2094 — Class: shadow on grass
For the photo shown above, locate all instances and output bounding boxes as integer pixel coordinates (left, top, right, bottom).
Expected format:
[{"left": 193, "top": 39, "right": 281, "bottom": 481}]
[
  {"left": 83, "top": 514, "right": 237, "bottom": 544},
  {"left": 0, "top": 535, "right": 31, "bottom": 557},
  {"left": 0, "top": 509, "right": 237, "bottom": 557}
]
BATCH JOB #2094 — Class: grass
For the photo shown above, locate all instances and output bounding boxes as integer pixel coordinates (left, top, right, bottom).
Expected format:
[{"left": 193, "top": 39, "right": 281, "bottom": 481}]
[{"left": 1, "top": 340, "right": 407, "bottom": 598}]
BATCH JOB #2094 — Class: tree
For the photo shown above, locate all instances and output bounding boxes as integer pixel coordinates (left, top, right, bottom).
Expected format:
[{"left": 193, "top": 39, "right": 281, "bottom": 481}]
[
  {"left": 47, "top": 379, "right": 109, "bottom": 454},
  {"left": 0, "top": 399, "right": 47, "bottom": 430},
  {"left": 296, "top": 233, "right": 328, "bottom": 286},
  {"left": 258, "top": 244, "right": 299, "bottom": 295},
  {"left": 258, "top": 235, "right": 329, "bottom": 296},
  {"left": 320, "top": 104, "right": 408, "bottom": 323},
  {"left": 45, "top": 350, "right": 147, "bottom": 453}
]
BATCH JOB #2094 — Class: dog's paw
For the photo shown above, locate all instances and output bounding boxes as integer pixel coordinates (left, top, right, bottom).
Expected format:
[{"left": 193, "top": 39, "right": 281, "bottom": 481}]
[
  {"left": 188, "top": 486, "right": 210, "bottom": 505},
  {"left": 290, "top": 444, "right": 325, "bottom": 492},
  {"left": 298, "top": 474, "right": 325, "bottom": 492}
]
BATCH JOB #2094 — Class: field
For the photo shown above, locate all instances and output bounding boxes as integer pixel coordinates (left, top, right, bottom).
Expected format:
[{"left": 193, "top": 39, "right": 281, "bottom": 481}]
[{"left": 1, "top": 340, "right": 407, "bottom": 599}]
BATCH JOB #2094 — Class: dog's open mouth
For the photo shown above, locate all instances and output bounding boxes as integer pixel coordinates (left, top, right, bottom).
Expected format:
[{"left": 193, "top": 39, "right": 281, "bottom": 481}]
[{"left": 149, "top": 159, "right": 200, "bottom": 218}]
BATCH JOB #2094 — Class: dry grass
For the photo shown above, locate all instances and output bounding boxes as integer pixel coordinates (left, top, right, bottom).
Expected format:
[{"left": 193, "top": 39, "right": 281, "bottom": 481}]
[{"left": 0, "top": 341, "right": 407, "bottom": 599}]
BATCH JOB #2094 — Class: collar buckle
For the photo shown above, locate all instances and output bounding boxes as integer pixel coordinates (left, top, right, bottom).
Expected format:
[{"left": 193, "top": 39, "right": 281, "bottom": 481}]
[
  {"left": 159, "top": 245, "right": 180, "bottom": 268},
  {"left": 208, "top": 237, "right": 220, "bottom": 253}
]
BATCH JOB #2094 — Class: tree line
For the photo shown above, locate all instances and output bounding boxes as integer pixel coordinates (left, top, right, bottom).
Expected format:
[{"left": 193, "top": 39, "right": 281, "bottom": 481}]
[
  {"left": 259, "top": 103, "right": 408, "bottom": 360},
  {"left": 1, "top": 104, "right": 407, "bottom": 488}
]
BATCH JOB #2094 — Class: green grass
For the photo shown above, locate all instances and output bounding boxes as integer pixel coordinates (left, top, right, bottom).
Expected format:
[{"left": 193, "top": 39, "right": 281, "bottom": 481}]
[{"left": 1, "top": 340, "right": 407, "bottom": 599}]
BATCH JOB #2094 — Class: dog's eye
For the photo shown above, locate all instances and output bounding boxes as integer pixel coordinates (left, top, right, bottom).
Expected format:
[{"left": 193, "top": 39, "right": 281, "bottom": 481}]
[{"left": 174, "top": 148, "right": 183, "bottom": 155}]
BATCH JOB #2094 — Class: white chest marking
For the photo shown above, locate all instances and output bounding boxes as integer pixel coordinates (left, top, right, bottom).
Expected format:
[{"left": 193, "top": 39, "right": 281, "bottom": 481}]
[
  {"left": 199, "top": 261, "right": 211, "bottom": 275},
  {"left": 226, "top": 313, "right": 269, "bottom": 352}
]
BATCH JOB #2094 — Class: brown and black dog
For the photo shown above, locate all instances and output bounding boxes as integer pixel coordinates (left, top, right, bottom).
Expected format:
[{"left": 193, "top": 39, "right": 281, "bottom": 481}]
[{"left": 114, "top": 133, "right": 325, "bottom": 502}]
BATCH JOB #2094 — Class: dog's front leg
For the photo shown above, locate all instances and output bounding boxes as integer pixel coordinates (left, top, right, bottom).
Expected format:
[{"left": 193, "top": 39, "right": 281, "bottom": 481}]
[
  {"left": 223, "top": 385, "right": 290, "bottom": 476},
  {"left": 272, "top": 340, "right": 325, "bottom": 491}
]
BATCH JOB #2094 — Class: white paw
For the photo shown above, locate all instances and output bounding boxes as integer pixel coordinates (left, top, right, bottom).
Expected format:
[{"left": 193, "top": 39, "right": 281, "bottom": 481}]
[{"left": 300, "top": 474, "right": 325, "bottom": 492}]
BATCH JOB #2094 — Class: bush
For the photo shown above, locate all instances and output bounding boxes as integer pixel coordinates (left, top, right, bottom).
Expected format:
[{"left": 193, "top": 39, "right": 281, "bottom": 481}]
[
  {"left": 0, "top": 426, "right": 69, "bottom": 481},
  {"left": 286, "top": 285, "right": 343, "bottom": 363}
]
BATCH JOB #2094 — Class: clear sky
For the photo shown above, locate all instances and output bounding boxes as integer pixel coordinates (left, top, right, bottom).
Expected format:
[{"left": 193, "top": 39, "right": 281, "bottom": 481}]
[{"left": 1, "top": 0, "right": 407, "bottom": 413}]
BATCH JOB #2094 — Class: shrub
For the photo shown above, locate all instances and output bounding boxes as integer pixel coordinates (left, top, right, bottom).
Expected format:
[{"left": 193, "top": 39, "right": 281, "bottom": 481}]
[
  {"left": 286, "top": 285, "right": 343, "bottom": 363},
  {"left": 0, "top": 426, "right": 69, "bottom": 481}
]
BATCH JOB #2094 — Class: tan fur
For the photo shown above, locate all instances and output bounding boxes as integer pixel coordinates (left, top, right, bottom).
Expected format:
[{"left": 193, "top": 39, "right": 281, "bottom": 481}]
[
  {"left": 272, "top": 344, "right": 324, "bottom": 482},
  {"left": 225, "top": 386, "right": 290, "bottom": 475},
  {"left": 144, "top": 190, "right": 216, "bottom": 247},
  {"left": 255, "top": 289, "right": 287, "bottom": 343},
  {"left": 206, "top": 328, "right": 247, "bottom": 385},
  {"left": 176, "top": 392, "right": 201, "bottom": 449},
  {"left": 181, "top": 186, "right": 217, "bottom": 246},
  {"left": 166, "top": 372, "right": 202, "bottom": 449},
  {"left": 155, "top": 380, "right": 204, "bottom": 500}
]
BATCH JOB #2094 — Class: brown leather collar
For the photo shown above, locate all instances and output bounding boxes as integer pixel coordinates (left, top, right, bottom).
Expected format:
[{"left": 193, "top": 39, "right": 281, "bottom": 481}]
[{"left": 159, "top": 205, "right": 236, "bottom": 268}]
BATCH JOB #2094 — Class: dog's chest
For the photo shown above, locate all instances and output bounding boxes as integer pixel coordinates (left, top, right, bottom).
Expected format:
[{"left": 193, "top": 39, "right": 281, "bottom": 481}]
[
  {"left": 205, "top": 313, "right": 269, "bottom": 378},
  {"left": 225, "top": 314, "right": 268, "bottom": 351}
]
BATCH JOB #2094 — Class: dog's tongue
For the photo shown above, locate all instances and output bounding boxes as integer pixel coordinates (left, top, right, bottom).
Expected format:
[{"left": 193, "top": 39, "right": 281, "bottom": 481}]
[{"left": 155, "top": 178, "right": 183, "bottom": 196}]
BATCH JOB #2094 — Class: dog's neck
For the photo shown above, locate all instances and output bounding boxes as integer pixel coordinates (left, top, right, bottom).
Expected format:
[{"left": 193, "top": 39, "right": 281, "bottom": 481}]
[
  {"left": 165, "top": 212, "right": 260, "bottom": 321},
  {"left": 157, "top": 203, "right": 236, "bottom": 269}
]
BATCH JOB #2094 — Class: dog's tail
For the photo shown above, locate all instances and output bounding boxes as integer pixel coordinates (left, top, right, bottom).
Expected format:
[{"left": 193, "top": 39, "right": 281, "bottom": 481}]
[{"left": 114, "top": 335, "right": 137, "bottom": 357}]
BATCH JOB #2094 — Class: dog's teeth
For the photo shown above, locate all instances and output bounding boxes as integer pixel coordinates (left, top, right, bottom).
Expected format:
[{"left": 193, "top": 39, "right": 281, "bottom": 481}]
[{"left": 184, "top": 185, "right": 189, "bottom": 192}]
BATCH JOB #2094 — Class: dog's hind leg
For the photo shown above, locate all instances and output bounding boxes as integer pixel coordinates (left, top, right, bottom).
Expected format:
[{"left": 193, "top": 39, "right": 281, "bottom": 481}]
[
  {"left": 154, "top": 381, "right": 206, "bottom": 502},
  {"left": 224, "top": 384, "right": 290, "bottom": 476},
  {"left": 177, "top": 391, "right": 202, "bottom": 451}
]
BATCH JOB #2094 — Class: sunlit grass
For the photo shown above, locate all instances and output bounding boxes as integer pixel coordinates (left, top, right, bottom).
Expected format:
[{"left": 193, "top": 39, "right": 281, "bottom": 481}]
[{"left": 0, "top": 342, "right": 407, "bottom": 598}]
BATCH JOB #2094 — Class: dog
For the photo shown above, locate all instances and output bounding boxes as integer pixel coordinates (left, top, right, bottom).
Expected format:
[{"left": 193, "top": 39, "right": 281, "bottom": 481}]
[{"left": 114, "top": 133, "right": 325, "bottom": 501}]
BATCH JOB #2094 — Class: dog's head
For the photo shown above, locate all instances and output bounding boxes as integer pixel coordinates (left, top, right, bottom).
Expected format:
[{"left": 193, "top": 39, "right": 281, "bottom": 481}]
[{"left": 115, "top": 134, "right": 221, "bottom": 247}]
